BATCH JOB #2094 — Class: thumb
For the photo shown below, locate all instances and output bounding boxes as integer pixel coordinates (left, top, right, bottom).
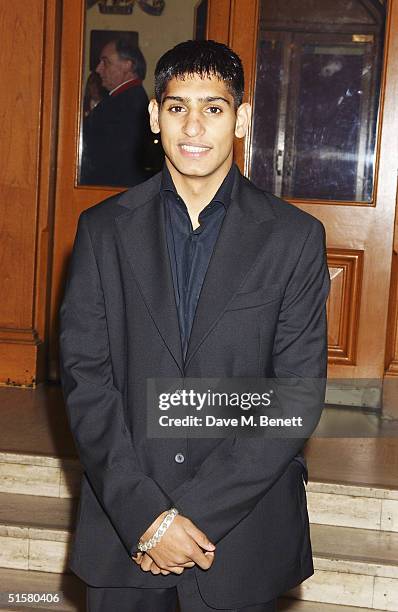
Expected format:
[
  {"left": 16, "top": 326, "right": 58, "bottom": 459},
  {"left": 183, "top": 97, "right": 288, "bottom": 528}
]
[{"left": 185, "top": 522, "right": 216, "bottom": 551}]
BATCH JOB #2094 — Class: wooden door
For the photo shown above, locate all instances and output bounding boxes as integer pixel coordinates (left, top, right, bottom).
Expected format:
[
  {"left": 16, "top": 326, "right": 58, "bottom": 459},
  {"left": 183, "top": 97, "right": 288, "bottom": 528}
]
[
  {"left": 49, "top": 0, "right": 232, "bottom": 379},
  {"left": 230, "top": 0, "right": 398, "bottom": 402},
  {"left": 253, "top": 30, "right": 380, "bottom": 202},
  {"left": 51, "top": 0, "right": 398, "bottom": 405},
  {"left": 0, "top": 0, "right": 61, "bottom": 386}
]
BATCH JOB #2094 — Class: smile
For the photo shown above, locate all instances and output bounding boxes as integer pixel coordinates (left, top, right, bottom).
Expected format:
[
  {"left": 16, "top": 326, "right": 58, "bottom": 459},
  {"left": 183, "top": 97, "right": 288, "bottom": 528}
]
[{"left": 179, "top": 144, "right": 211, "bottom": 156}]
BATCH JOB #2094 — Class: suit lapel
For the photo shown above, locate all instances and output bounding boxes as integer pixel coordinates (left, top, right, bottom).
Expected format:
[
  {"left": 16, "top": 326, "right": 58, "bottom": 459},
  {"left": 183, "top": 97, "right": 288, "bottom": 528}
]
[
  {"left": 114, "top": 170, "right": 276, "bottom": 373},
  {"left": 184, "top": 172, "right": 276, "bottom": 369},
  {"left": 115, "top": 190, "right": 184, "bottom": 374}
]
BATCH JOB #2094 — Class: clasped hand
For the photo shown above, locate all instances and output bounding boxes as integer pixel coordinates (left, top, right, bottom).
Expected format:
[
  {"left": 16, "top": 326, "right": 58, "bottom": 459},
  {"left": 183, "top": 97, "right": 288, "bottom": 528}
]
[{"left": 132, "top": 512, "right": 215, "bottom": 576}]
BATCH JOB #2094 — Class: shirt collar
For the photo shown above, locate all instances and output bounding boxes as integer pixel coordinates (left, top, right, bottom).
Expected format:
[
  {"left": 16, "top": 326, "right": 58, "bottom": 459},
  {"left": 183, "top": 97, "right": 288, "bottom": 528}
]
[
  {"left": 160, "top": 163, "right": 236, "bottom": 211},
  {"left": 109, "top": 78, "right": 142, "bottom": 97}
]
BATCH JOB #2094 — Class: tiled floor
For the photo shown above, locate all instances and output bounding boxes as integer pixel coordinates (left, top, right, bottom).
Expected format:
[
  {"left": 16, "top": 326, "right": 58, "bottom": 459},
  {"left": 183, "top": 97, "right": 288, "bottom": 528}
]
[
  {"left": 306, "top": 435, "right": 398, "bottom": 488},
  {"left": 0, "top": 567, "right": 385, "bottom": 612},
  {"left": 0, "top": 493, "right": 76, "bottom": 532},
  {"left": 1, "top": 383, "right": 397, "bottom": 611},
  {"left": 0, "top": 385, "right": 76, "bottom": 457},
  {"left": 0, "top": 383, "right": 398, "bottom": 489}
]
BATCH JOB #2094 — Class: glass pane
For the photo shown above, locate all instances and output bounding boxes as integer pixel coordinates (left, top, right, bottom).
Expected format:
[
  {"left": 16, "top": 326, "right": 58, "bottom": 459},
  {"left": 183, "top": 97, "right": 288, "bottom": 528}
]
[
  {"left": 250, "top": 0, "right": 386, "bottom": 202},
  {"left": 78, "top": 0, "right": 207, "bottom": 188}
]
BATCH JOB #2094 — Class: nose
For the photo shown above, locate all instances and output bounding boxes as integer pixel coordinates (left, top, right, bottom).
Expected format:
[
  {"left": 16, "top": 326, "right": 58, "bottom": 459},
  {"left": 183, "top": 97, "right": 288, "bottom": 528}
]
[
  {"left": 182, "top": 111, "right": 205, "bottom": 138},
  {"left": 95, "top": 61, "right": 103, "bottom": 75}
]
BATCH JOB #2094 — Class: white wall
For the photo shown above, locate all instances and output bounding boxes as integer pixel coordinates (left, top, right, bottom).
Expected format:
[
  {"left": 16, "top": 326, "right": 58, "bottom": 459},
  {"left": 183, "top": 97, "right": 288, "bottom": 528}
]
[{"left": 85, "top": 0, "right": 200, "bottom": 97}]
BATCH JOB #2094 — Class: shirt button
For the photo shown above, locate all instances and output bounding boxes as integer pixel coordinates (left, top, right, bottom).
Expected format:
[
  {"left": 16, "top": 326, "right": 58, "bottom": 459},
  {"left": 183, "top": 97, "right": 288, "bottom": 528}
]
[{"left": 174, "top": 453, "right": 185, "bottom": 463}]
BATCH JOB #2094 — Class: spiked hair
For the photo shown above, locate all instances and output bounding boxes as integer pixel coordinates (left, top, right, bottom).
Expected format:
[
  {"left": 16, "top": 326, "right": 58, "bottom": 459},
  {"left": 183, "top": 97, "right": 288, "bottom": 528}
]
[{"left": 154, "top": 39, "right": 244, "bottom": 108}]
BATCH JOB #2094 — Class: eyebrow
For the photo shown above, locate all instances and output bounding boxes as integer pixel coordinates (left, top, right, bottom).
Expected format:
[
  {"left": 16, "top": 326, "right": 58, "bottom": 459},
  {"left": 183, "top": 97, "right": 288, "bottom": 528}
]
[{"left": 162, "top": 95, "right": 231, "bottom": 106}]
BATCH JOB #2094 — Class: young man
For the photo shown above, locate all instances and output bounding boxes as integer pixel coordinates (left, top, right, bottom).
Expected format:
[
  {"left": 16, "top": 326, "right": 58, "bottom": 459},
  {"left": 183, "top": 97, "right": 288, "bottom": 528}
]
[{"left": 59, "top": 40, "right": 330, "bottom": 612}]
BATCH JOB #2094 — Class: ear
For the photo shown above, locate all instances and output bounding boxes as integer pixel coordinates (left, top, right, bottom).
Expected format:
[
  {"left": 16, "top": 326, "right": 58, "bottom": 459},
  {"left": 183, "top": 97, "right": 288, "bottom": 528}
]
[
  {"left": 234, "top": 102, "right": 251, "bottom": 139},
  {"left": 148, "top": 99, "right": 160, "bottom": 134}
]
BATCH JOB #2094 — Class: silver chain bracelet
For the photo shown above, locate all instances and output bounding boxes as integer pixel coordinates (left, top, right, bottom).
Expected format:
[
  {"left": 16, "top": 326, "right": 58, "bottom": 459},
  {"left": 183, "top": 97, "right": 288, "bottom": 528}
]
[{"left": 138, "top": 507, "right": 179, "bottom": 552}]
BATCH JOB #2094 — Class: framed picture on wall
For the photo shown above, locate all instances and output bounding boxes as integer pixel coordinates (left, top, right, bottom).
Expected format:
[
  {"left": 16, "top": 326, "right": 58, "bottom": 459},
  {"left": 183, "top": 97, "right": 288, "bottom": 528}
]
[{"left": 78, "top": 0, "right": 210, "bottom": 188}]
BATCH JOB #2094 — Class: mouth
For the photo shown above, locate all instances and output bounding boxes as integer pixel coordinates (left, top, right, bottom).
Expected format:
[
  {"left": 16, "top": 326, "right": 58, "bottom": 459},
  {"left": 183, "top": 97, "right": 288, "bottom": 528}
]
[{"left": 178, "top": 143, "right": 212, "bottom": 158}]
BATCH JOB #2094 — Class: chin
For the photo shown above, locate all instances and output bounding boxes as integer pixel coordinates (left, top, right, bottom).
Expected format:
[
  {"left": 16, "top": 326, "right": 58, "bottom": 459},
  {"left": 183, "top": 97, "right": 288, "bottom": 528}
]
[
  {"left": 182, "top": 168, "right": 213, "bottom": 178},
  {"left": 175, "top": 160, "right": 214, "bottom": 177}
]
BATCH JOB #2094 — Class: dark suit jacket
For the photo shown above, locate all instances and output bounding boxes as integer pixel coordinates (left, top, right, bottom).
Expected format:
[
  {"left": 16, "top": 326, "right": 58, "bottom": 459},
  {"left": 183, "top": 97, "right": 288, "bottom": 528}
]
[
  {"left": 80, "top": 84, "right": 150, "bottom": 187},
  {"left": 59, "top": 167, "right": 330, "bottom": 608}
]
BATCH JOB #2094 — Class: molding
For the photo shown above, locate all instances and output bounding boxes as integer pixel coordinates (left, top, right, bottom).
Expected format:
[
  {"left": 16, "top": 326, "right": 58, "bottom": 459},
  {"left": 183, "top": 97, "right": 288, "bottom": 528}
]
[
  {"left": 385, "top": 361, "right": 398, "bottom": 376},
  {"left": 0, "top": 328, "right": 41, "bottom": 345},
  {"left": 327, "top": 248, "right": 364, "bottom": 365}
]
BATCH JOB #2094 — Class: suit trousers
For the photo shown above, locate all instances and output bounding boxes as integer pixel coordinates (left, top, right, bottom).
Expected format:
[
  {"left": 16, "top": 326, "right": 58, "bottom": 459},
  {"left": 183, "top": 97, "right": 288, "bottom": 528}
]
[{"left": 86, "top": 569, "right": 277, "bottom": 612}]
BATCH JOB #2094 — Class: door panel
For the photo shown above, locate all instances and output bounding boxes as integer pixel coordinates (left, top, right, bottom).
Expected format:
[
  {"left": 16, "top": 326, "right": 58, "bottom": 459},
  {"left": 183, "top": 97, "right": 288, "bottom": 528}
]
[
  {"left": 49, "top": 0, "right": 232, "bottom": 379},
  {"left": 231, "top": 0, "right": 398, "bottom": 385},
  {"left": 51, "top": 0, "right": 398, "bottom": 390},
  {"left": 250, "top": 5, "right": 385, "bottom": 203}
]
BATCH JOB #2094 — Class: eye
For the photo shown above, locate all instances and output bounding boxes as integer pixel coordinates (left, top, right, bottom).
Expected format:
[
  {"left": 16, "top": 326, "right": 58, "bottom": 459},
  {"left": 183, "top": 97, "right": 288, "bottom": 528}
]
[
  {"left": 206, "top": 106, "right": 222, "bottom": 114},
  {"left": 168, "top": 105, "right": 185, "bottom": 113}
]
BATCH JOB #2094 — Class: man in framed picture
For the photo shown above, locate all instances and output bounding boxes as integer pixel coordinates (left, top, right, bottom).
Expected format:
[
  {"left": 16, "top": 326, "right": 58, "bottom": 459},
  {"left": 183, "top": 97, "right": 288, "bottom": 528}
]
[
  {"left": 60, "top": 39, "right": 330, "bottom": 612},
  {"left": 80, "top": 35, "right": 150, "bottom": 187}
]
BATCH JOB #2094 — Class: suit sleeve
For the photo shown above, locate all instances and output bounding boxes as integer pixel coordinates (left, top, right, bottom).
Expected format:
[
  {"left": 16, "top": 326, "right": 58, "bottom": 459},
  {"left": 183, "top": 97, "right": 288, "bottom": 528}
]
[
  {"left": 169, "top": 219, "right": 330, "bottom": 544},
  {"left": 59, "top": 211, "right": 171, "bottom": 556}
]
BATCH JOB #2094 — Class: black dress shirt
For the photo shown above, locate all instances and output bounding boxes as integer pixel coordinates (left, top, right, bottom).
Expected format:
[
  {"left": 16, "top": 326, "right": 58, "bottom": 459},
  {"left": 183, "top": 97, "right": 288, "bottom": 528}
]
[{"left": 161, "top": 164, "right": 236, "bottom": 361}]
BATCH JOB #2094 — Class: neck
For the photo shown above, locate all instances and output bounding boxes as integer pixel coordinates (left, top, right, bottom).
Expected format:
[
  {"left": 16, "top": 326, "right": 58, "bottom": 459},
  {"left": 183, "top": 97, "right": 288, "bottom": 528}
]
[
  {"left": 165, "top": 157, "right": 233, "bottom": 226},
  {"left": 109, "top": 75, "right": 137, "bottom": 94}
]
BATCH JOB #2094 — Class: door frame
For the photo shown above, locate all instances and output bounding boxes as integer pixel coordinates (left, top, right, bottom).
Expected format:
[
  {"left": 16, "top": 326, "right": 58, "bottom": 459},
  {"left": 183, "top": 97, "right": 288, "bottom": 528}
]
[
  {"left": 229, "top": 0, "right": 398, "bottom": 406},
  {"left": 49, "top": 0, "right": 233, "bottom": 379}
]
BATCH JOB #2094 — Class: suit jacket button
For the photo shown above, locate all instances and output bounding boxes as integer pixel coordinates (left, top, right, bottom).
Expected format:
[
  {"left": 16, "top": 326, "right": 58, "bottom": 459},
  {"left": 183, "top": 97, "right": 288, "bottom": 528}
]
[{"left": 174, "top": 453, "right": 185, "bottom": 463}]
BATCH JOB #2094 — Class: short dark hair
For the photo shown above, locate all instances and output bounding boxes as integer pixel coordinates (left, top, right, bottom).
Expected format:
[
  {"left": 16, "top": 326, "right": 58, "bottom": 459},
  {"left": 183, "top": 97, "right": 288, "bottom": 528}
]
[
  {"left": 113, "top": 36, "right": 147, "bottom": 80},
  {"left": 154, "top": 40, "right": 244, "bottom": 108}
]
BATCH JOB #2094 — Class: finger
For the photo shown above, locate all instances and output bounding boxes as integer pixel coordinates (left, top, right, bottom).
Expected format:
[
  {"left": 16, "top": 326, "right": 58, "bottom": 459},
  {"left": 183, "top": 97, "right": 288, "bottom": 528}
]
[
  {"left": 162, "top": 559, "right": 194, "bottom": 569},
  {"left": 167, "top": 565, "right": 185, "bottom": 575},
  {"left": 184, "top": 522, "right": 215, "bottom": 552},
  {"left": 150, "top": 563, "right": 161, "bottom": 575},
  {"left": 188, "top": 545, "right": 214, "bottom": 570},
  {"left": 161, "top": 569, "right": 171, "bottom": 575},
  {"left": 140, "top": 555, "right": 153, "bottom": 572},
  {"left": 204, "top": 551, "right": 215, "bottom": 566}
]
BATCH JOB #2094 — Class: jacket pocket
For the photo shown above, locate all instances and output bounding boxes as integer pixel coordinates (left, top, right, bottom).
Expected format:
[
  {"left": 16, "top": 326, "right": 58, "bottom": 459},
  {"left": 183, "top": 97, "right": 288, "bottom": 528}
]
[
  {"left": 293, "top": 455, "right": 309, "bottom": 484},
  {"left": 225, "top": 285, "right": 283, "bottom": 312}
]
